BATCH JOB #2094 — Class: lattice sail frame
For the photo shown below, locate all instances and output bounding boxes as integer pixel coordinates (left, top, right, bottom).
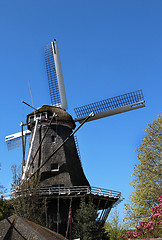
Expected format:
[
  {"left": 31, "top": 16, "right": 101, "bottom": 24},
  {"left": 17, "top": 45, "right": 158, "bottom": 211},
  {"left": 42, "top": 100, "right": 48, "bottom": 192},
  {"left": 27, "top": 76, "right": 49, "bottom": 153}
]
[
  {"left": 5, "top": 130, "right": 31, "bottom": 151},
  {"left": 74, "top": 90, "right": 145, "bottom": 122},
  {"left": 45, "top": 43, "right": 61, "bottom": 106},
  {"left": 44, "top": 40, "right": 68, "bottom": 109}
]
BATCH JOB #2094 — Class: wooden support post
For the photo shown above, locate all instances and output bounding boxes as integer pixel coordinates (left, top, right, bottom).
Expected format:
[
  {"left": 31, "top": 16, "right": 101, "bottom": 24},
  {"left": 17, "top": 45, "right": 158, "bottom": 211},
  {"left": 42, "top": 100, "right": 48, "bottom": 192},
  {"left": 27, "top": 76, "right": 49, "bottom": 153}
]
[
  {"left": 96, "top": 198, "right": 101, "bottom": 211},
  {"left": 66, "top": 198, "right": 72, "bottom": 239},
  {"left": 57, "top": 196, "right": 60, "bottom": 233},
  {"left": 21, "top": 122, "right": 25, "bottom": 175},
  {"left": 45, "top": 197, "right": 48, "bottom": 227}
]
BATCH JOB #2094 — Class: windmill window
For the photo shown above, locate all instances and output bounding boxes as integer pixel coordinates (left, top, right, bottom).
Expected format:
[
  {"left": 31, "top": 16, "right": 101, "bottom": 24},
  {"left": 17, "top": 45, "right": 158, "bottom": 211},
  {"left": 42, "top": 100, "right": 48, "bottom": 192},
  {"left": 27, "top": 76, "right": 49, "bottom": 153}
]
[
  {"left": 51, "top": 135, "right": 56, "bottom": 143},
  {"left": 51, "top": 163, "right": 59, "bottom": 172}
]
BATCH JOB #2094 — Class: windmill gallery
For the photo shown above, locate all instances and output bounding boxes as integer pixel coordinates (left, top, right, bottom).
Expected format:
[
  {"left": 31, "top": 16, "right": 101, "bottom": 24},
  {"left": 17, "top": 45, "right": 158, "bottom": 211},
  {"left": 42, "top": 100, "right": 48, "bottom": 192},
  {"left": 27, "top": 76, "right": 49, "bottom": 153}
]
[{"left": 5, "top": 40, "right": 145, "bottom": 238}]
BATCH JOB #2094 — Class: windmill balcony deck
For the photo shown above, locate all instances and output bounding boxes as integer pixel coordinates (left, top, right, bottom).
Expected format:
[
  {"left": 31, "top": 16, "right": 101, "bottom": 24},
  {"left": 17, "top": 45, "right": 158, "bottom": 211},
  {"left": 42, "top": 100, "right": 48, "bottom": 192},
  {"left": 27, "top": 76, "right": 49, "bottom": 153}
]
[
  {"left": 2, "top": 186, "right": 122, "bottom": 209},
  {"left": 38, "top": 186, "right": 121, "bottom": 199},
  {"left": 1, "top": 186, "right": 123, "bottom": 228}
]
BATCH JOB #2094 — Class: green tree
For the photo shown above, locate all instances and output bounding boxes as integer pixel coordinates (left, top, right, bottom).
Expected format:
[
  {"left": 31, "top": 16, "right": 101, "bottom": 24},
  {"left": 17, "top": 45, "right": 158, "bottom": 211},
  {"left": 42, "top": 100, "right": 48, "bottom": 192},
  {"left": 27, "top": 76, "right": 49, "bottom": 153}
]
[
  {"left": 10, "top": 164, "right": 21, "bottom": 192},
  {"left": 0, "top": 163, "right": 12, "bottom": 221},
  {"left": 10, "top": 164, "right": 46, "bottom": 227},
  {"left": 72, "top": 198, "right": 109, "bottom": 240},
  {"left": 124, "top": 114, "right": 162, "bottom": 228},
  {"left": 105, "top": 208, "right": 124, "bottom": 240},
  {"left": 0, "top": 197, "right": 13, "bottom": 220}
]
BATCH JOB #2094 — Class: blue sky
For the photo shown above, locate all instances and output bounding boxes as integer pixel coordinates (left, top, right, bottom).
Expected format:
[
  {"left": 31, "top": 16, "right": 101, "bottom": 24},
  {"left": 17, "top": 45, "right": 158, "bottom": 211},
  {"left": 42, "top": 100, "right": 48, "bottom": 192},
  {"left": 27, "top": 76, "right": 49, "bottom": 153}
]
[{"left": 0, "top": 0, "right": 162, "bottom": 220}]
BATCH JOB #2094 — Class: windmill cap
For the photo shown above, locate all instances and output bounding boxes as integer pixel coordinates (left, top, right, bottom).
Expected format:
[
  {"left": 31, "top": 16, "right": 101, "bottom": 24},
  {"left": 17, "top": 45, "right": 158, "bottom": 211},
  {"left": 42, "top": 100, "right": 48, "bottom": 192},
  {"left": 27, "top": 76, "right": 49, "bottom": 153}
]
[{"left": 27, "top": 105, "right": 76, "bottom": 130}]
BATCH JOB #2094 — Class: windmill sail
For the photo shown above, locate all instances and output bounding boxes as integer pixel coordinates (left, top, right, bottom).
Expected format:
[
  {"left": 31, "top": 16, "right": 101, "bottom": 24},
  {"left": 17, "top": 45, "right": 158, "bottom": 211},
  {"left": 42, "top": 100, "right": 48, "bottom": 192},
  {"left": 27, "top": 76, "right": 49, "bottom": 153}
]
[
  {"left": 5, "top": 130, "right": 31, "bottom": 150},
  {"left": 45, "top": 40, "right": 68, "bottom": 110},
  {"left": 74, "top": 90, "right": 145, "bottom": 123}
]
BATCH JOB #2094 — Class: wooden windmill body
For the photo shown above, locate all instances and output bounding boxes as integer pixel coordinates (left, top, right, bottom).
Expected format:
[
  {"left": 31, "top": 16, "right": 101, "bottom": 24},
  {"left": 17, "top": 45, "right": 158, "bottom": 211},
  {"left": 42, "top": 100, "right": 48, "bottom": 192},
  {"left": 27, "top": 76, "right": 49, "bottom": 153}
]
[
  {"left": 5, "top": 39, "right": 146, "bottom": 237},
  {"left": 26, "top": 105, "right": 89, "bottom": 187}
]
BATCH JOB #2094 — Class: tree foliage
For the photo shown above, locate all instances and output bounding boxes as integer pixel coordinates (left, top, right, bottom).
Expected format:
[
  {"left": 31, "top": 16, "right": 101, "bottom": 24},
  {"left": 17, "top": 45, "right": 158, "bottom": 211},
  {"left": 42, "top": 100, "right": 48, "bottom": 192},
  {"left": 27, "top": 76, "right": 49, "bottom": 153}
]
[
  {"left": 105, "top": 208, "right": 124, "bottom": 240},
  {"left": 124, "top": 114, "right": 162, "bottom": 228},
  {"left": 72, "top": 198, "right": 109, "bottom": 240},
  {"left": 0, "top": 198, "right": 13, "bottom": 221},
  {"left": 0, "top": 163, "right": 13, "bottom": 221},
  {"left": 10, "top": 164, "right": 46, "bottom": 227},
  {"left": 121, "top": 196, "right": 162, "bottom": 239},
  {"left": 10, "top": 164, "right": 21, "bottom": 192}
]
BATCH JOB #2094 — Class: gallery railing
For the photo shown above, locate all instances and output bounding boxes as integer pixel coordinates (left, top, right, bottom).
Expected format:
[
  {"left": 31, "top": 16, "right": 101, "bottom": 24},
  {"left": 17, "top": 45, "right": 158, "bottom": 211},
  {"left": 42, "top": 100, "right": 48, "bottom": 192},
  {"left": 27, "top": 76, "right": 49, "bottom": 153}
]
[{"left": 0, "top": 185, "right": 121, "bottom": 200}]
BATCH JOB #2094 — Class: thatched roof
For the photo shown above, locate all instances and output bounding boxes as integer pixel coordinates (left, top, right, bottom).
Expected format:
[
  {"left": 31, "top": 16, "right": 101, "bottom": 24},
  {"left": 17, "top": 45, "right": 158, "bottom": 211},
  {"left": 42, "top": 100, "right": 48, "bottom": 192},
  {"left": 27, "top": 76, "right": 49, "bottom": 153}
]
[
  {"left": 27, "top": 105, "right": 76, "bottom": 129},
  {"left": 0, "top": 215, "right": 67, "bottom": 240}
]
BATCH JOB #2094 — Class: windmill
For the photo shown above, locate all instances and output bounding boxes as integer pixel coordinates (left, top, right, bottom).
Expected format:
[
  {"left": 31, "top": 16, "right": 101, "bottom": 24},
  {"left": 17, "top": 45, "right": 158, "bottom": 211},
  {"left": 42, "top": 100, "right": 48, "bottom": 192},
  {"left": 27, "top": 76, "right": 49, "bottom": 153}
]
[{"left": 5, "top": 39, "right": 145, "bottom": 237}]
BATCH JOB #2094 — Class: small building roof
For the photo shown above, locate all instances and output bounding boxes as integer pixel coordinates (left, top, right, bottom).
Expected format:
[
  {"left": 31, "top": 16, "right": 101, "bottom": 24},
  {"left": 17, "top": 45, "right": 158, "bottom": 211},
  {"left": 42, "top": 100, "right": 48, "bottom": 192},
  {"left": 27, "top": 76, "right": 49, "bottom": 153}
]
[{"left": 0, "top": 215, "right": 67, "bottom": 240}]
